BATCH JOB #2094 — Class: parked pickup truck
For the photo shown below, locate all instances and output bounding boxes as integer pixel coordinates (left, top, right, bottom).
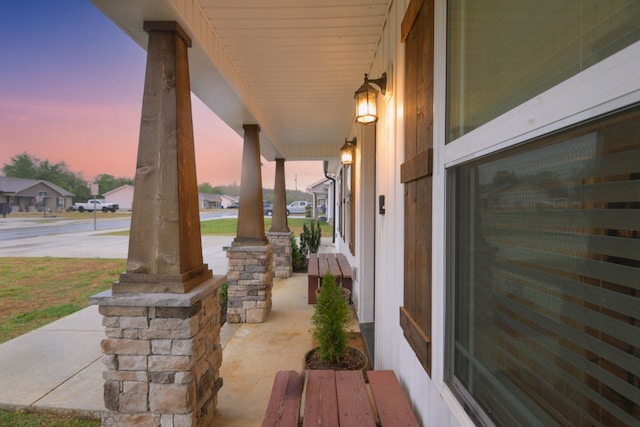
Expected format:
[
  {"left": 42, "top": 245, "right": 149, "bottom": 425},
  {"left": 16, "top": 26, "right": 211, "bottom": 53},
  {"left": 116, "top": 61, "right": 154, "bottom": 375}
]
[{"left": 72, "top": 199, "right": 119, "bottom": 213}]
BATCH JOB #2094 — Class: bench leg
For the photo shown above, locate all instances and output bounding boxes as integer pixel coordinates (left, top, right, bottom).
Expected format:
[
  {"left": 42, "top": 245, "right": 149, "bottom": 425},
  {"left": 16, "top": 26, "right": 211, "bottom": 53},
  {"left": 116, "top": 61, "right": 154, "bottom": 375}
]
[{"left": 308, "top": 275, "right": 319, "bottom": 304}]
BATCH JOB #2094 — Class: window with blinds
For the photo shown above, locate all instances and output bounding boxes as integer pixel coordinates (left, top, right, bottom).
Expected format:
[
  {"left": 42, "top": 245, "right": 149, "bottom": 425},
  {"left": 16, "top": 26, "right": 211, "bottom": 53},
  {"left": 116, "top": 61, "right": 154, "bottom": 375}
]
[{"left": 446, "top": 106, "right": 640, "bottom": 426}]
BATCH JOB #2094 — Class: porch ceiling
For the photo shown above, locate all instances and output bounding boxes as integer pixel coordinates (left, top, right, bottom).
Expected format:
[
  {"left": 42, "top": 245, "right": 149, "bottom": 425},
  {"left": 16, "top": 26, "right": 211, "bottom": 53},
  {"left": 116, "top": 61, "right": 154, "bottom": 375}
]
[{"left": 91, "top": 0, "right": 391, "bottom": 162}]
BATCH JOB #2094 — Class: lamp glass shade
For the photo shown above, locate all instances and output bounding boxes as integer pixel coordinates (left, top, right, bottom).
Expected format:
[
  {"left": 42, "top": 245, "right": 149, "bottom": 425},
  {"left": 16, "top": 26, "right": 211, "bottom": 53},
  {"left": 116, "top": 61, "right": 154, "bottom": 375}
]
[
  {"left": 340, "top": 140, "right": 354, "bottom": 165},
  {"left": 341, "top": 149, "right": 353, "bottom": 165},
  {"left": 355, "top": 83, "right": 378, "bottom": 124}
]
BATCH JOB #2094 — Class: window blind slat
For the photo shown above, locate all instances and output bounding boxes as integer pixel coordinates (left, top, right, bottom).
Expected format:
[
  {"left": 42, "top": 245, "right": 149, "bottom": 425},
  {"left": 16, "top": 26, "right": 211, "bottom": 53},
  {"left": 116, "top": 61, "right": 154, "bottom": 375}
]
[
  {"left": 493, "top": 259, "right": 639, "bottom": 319},
  {"left": 492, "top": 294, "right": 640, "bottom": 404},
  {"left": 492, "top": 274, "right": 640, "bottom": 348},
  {"left": 491, "top": 310, "right": 640, "bottom": 426}
]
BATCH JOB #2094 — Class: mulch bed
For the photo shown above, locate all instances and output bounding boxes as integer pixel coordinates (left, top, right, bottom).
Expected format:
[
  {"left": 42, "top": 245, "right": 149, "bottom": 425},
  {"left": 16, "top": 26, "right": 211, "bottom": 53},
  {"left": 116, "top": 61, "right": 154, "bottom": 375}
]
[
  {"left": 304, "top": 346, "right": 367, "bottom": 371},
  {"left": 220, "top": 301, "right": 227, "bottom": 326}
]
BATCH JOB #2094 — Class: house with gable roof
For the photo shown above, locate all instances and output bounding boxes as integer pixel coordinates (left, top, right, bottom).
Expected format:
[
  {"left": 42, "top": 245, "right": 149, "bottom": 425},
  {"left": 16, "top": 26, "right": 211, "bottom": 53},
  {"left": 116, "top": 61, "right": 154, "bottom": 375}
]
[{"left": 0, "top": 176, "right": 74, "bottom": 213}]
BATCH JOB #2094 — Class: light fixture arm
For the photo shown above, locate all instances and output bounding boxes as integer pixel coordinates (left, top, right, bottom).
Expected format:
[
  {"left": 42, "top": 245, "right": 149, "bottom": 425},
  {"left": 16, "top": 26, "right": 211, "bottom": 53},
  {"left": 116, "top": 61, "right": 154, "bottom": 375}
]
[{"left": 364, "top": 72, "right": 387, "bottom": 95}]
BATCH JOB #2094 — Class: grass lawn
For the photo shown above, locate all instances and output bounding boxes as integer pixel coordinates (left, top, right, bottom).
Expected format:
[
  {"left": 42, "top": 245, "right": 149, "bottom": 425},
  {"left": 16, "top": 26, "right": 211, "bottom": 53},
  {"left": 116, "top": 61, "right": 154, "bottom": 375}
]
[
  {"left": 0, "top": 258, "right": 125, "bottom": 424},
  {"left": 0, "top": 409, "right": 100, "bottom": 426},
  {"left": 0, "top": 257, "right": 126, "bottom": 344},
  {"left": 201, "top": 217, "right": 332, "bottom": 237}
]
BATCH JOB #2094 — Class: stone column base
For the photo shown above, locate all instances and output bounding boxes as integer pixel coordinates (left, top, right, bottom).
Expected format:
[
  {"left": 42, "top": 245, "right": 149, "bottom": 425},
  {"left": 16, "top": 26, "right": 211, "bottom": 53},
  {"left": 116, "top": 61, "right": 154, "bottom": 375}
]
[
  {"left": 267, "top": 231, "right": 293, "bottom": 278},
  {"left": 89, "top": 276, "right": 225, "bottom": 427},
  {"left": 225, "top": 244, "right": 273, "bottom": 323}
]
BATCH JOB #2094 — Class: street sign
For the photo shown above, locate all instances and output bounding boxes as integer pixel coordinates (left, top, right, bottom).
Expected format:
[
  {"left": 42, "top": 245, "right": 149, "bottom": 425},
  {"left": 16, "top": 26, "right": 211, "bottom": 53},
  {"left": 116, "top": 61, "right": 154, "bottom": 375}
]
[{"left": 91, "top": 184, "right": 99, "bottom": 196}]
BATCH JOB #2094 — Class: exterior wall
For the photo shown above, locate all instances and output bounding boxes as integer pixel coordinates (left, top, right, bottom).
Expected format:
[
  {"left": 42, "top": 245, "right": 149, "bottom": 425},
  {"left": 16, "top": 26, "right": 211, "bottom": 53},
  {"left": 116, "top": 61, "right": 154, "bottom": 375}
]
[
  {"left": 364, "top": 1, "right": 457, "bottom": 426},
  {"left": 359, "top": 1, "right": 640, "bottom": 426},
  {"left": 105, "top": 185, "right": 134, "bottom": 210}
]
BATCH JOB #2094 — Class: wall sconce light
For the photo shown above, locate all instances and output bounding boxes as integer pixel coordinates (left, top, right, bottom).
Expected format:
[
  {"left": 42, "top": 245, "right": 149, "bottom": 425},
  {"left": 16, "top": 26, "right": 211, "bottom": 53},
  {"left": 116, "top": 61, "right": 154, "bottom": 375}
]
[
  {"left": 340, "top": 138, "right": 357, "bottom": 165},
  {"left": 354, "top": 72, "right": 387, "bottom": 124}
]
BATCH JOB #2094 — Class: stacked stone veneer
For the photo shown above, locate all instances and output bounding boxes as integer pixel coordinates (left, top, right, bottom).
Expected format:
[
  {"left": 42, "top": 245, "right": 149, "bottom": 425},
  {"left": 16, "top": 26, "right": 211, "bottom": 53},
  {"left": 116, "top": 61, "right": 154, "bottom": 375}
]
[
  {"left": 267, "top": 231, "right": 293, "bottom": 278},
  {"left": 90, "top": 277, "right": 225, "bottom": 427},
  {"left": 225, "top": 244, "right": 274, "bottom": 323}
]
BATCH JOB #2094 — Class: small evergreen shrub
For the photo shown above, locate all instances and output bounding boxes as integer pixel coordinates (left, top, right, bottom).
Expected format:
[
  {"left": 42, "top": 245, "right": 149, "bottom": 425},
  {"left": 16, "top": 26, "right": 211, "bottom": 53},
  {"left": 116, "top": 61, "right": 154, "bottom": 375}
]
[
  {"left": 291, "top": 235, "right": 305, "bottom": 271},
  {"left": 219, "top": 281, "right": 228, "bottom": 306},
  {"left": 300, "top": 220, "right": 321, "bottom": 255},
  {"left": 311, "top": 273, "right": 349, "bottom": 363}
]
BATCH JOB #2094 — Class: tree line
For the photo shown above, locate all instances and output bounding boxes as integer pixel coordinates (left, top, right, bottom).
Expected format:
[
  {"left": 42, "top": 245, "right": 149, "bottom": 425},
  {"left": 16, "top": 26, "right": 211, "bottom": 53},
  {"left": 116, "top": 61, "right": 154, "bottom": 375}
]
[{"left": 2, "top": 153, "right": 312, "bottom": 203}]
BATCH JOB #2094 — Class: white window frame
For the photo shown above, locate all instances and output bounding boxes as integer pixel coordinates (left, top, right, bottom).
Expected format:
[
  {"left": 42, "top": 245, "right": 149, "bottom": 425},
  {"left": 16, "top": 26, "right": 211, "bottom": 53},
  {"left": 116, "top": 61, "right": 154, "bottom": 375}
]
[{"left": 431, "top": 11, "right": 640, "bottom": 423}]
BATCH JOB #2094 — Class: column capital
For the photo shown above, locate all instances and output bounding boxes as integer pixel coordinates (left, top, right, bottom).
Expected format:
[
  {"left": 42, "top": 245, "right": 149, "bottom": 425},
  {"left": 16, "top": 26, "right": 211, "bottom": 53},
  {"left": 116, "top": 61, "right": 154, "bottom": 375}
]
[
  {"left": 143, "top": 21, "right": 192, "bottom": 47},
  {"left": 243, "top": 123, "right": 261, "bottom": 133}
]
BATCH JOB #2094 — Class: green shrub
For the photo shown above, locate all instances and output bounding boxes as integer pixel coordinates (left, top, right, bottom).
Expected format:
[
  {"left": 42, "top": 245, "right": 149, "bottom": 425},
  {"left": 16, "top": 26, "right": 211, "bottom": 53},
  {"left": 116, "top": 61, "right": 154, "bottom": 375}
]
[
  {"left": 291, "top": 235, "right": 307, "bottom": 271},
  {"left": 219, "top": 282, "right": 228, "bottom": 305},
  {"left": 300, "top": 220, "right": 321, "bottom": 256},
  {"left": 311, "top": 273, "right": 349, "bottom": 363}
]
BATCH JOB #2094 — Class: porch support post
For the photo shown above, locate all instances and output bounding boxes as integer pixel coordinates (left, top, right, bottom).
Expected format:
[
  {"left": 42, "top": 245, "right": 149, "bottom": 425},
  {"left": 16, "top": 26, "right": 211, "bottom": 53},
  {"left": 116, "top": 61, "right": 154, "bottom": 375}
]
[
  {"left": 267, "top": 158, "right": 293, "bottom": 278},
  {"left": 91, "top": 21, "right": 222, "bottom": 427},
  {"left": 226, "top": 124, "right": 274, "bottom": 322},
  {"left": 234, "top": 124, "right": 266, "bottom": 245},
  {"left": 116, "top": 21, "right": 211, "bottom": 294}
]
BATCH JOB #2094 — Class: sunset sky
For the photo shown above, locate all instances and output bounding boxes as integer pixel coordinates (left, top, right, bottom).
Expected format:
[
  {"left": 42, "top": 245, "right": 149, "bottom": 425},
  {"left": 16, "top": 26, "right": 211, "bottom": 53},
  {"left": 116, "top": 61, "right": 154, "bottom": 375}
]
[{"left": 0, "top": 1, "right": 323, "bottom": 192}]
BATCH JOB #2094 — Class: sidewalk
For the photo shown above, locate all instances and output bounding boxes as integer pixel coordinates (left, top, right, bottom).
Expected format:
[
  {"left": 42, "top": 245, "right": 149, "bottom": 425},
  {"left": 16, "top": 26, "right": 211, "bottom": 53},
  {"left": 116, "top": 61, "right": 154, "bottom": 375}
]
[{"left": 0, "top": 306, "right": 106, "bottom": 417}]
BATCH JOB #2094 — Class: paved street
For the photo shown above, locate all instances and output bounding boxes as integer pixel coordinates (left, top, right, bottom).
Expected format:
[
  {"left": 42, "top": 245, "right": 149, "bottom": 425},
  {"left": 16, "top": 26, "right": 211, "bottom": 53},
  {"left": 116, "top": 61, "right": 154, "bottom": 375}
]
[{"left": 0, "top": 215, "right": 235, "bottom": 275}]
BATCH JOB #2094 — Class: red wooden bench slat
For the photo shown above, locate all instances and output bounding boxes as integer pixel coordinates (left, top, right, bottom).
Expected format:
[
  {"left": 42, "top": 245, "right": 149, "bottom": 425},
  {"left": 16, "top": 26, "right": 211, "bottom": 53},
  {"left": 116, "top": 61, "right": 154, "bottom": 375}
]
[
  {"left": 262, "top": 370, "right": 305, "bottom": 427},
  {"left": 335, "top": 370, "right": 376, "bottom": 427},
  {"left": 318, "top": 254, "right": 330, "bottom": 277},
  {"left": 308, "top": 253, "right": 353, "bottom": 304},
  {"left": 308, "top": 253, "right": 319, "bottom": 276},
  {"left": 303, "top": 370, "right": 339, "bottom": 427},
  {"left": 368, "top": 370, "right": 419, "bottom": 426},
  {"left": 327, "top": 255, "right": 342, "bottom": 278},
  {"left": 336, "top": 253, "right": 352, "bottom": 279}
]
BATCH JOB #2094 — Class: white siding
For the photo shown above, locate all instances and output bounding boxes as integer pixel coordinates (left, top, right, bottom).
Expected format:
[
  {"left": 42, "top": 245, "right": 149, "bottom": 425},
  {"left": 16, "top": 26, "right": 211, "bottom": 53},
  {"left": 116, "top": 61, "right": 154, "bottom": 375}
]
[{"left": 104, "top": 185, "right": 134, "bottom": 210}]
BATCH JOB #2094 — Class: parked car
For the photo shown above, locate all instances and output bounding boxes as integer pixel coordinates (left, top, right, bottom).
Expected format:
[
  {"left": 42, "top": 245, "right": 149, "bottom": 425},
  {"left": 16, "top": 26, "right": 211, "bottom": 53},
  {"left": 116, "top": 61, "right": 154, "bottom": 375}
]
[
  {"left": 286, "top": 200, "right": 309, "bottom": 215},
  {"left": 263, "top": 202, "right": 273, "bottom": 216},
  {"left": 72, "top": 199, "right": 119, "bottom": 213},
  {"left": 264, "top": 202, "right": 290, "bottom": 216}
]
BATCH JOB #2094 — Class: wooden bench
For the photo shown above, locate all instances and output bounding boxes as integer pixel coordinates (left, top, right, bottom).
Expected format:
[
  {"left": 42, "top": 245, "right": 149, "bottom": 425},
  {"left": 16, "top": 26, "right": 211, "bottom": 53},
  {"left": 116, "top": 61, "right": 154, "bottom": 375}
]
[
  {"left": 307, "top": 253, "right": 352, "bottom": 304},
  {"left": 262, "top": 370, "right": 420, "bottom": 427}
]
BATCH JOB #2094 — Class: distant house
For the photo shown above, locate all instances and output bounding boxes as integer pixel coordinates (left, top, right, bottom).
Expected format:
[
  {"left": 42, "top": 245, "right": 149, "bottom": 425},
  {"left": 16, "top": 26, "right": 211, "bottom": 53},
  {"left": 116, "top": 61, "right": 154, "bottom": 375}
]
[
  {"left": 0, "top": 176, "right": 74, "bottom": 213},
  {"left": 104, "top": 185, "right": 134, "bottom": 211},
  {"left": 483, "top": 183, "right": 550, "bottom": 209},
  {"left": 102, "top": 185, "right": 227, "bottom": 211},
  {"left": 198, "top": 193, "right": 222, "bottom": 209},
  {"left": 306, "top": 178, "right": 331, "bottom": 220},
  {"left": 218, "top": 194, "right": 238, "bottom": 209}
]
